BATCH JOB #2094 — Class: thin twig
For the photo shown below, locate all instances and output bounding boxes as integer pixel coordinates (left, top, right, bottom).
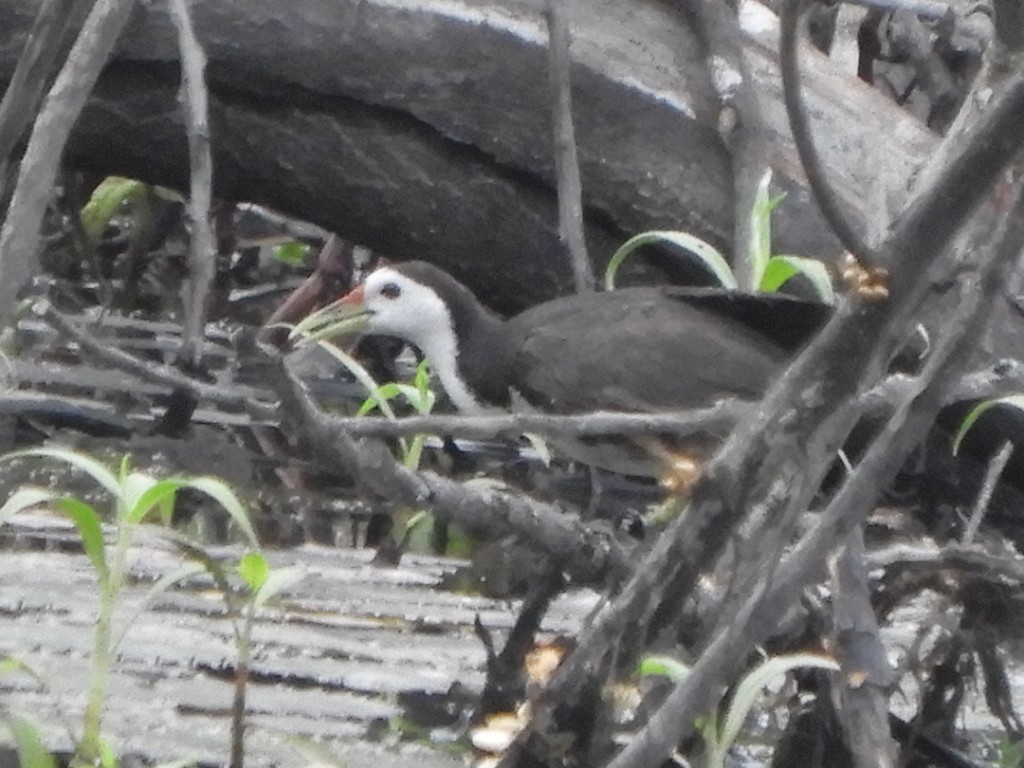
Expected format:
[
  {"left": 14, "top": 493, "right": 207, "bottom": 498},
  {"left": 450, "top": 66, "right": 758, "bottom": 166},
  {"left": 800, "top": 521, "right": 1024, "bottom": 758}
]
[
  {"left": 829, "top": 531, "right": 899, "bottom": 767},
  {"left": 543, "top": 0, "right": 593, "bottom": 293},
  {"left": 963, "top": 439, "right": 1014, "bottom": 545},
  {"left": 167, "top": 0, "right": 215, "bottom": 367},
  {"left": 0, "top": 0, "right": 138, "bottom": 322},
  {"left": 322, "top": 400, "right": 748, "bottom": 440},
  {"left": 865, "top": 543, "right": 1024, "bottom": 583},
  {"left": 780, "top": 0, "right": 877, "bottom": 267},
  {"left": 37, "top": 300, "right": 277, "bottom": 420}
]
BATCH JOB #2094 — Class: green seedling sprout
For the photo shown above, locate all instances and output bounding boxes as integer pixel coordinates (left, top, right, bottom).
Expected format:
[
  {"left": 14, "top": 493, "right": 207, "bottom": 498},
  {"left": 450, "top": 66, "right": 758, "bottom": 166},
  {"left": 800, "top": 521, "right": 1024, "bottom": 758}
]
[
  {"left": 747, "top": 170, "right": 834, "bottom": 303},
  {"left": 80, "top": 177, "right": 182, "bottom": 247},
  {"left": 640, "top": 651, "right": 838, "bottom": 768},
  {"left": 0, "top": 448, "right": 257, "bottom": 767},
  {"left": 605, "top": 170, "right": 834, "bottom": 305},
  {"left": 6, "top": 713, "right": 57, "bottom": 768},
  {"left": 605, "top": 231, "right": 736, "bottom": 291},
  {"left": 357, "top": 358, "right": 437, "bottom": 469},
  {"left": 271, "top": 242, "right": 311, "bottom": 267}
]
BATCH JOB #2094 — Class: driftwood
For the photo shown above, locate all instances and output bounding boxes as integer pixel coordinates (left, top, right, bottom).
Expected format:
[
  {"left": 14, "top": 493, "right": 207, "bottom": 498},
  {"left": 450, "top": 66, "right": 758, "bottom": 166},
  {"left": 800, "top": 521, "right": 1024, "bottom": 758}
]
[{"left": 0, "top": 0, "right": 938, "bottom": 310}]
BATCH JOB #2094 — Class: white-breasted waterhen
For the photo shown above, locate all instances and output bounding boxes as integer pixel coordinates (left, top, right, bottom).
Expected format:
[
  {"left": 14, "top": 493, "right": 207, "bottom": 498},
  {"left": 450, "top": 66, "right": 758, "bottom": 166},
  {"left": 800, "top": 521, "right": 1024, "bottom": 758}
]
[{"left": 289, "top": 260, "right": 828, "bottom": 484}]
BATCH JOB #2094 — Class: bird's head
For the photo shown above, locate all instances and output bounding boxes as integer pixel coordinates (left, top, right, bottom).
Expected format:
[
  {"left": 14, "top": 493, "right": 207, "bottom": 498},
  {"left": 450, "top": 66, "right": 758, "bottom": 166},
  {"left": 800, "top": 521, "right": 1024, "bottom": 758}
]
[{"left": 289, "top": 263, "right": 457, "bottom": 354}]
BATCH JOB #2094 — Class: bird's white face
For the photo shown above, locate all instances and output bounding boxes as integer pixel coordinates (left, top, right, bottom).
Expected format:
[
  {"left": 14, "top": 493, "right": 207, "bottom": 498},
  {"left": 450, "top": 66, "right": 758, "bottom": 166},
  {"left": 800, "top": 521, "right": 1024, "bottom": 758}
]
[
  {"left": 359, "top": 266, "right": 486, "bottom": 412},
  {"left": 360, "top": 266, "right": 454, "bottom": 352}
]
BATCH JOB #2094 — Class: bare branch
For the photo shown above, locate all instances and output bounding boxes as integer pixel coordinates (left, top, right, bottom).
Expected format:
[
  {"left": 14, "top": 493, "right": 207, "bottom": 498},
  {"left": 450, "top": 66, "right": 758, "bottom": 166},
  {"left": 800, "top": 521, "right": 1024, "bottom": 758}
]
[
  {"left": 543, "top": 0, "right": 593, "bottom": 293},
  {"left": 268, "top": 352, "right": 634, "bottom": 586},
  {"left": 37, "top": 300, "right": 277, "bottom": 420},
  {"left": 167, "top": 0, "right": 216, "bottom": 366},
  {"left": 317, "top": 400, "right": 749, "bottom": 441},
  {"left": 0, "top": 0, "right": 94, "bottom": 198},
  {"left": 963, "top": 439, "right": 1014, "bottom": 545},
  {"left": 829, "top": 531, "right": 898, "bottom": 768},
  {"left": 0, "top": 0, "right": 138, "bottom": 321}
]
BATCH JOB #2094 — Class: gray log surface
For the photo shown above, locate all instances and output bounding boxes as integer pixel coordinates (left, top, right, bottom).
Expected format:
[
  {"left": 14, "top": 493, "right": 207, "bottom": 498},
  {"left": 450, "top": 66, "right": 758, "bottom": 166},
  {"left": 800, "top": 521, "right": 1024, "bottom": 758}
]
[
  {"left": 0, "top": 513, "right": 596, "bottom": 766},
  {"left": 0, "top": 0, "right": 937, "bottom": 310}
]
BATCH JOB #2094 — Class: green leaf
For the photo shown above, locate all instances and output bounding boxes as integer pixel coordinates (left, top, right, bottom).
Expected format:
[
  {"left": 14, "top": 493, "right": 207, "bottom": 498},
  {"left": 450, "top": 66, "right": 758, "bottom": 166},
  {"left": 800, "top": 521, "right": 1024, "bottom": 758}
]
[
  {"left": 0, "top": 656, "right": 47, "bottom": 686},
  {"left": 413, "top": 360, "right": 432, "bottom": 393},
  {"left": 315, "top": 343, "right": 398, "bottom": 421},
  {"left": 0, "top": 487, "right": 61, "bottom": 524},
  {"left": 159, "top": 530, "right": 238, "bottom": 618},
  {"left": 713, "top": 653, "right": 838, "bottom": 768},
  {"left": 357, "top": 382, "right": 403, "bottom": 416},
  {"left": 238, "top": 551, "right": 270, "bottom": 593},
  {"left": 760, "top": 255, "right": 835, "bottom": 305},
  {"left": 55, "top": 497, "right": 107, "bottom": 580},
  {"left": 119, "top": 471, "right": 163, "bottom": 523},
  {"left": 252, "top": 566, "right": 304, "bottom": 612},
  {"left": 113, "top": 562, "right": 209, "bottom": 652},
  {"left": 272, "top": 242, "right": 311, "bottom": 266},
  {"left": 605, "top": 231, "right": 737, "bottom": 291},
  {"left": 638, "top": 654, "right": 691, "bottom": 682},
  {"left": 80, "top": 176, "right": 145, "bottom": 245},
  {"left": 177, "top": 476, "right": 258, "bottom": 547},
  {"left": 748, "top": 169, "right": 775, "bottom": 286},
  {"left": 7, "top": 712, "right": 56, "bottom": 768},
  {"left": 401, "top": 434, "right": 426, "bottom": 469},
  {"left": 98, "top": 735, "right": 119, "bottom": 768},
  {"left": 2, "top": 448, "right": 121, "bottom": 497},
  {"left": 124, "top": 479, "right": 181, "bottom": 525},
  {"left": 953, "top": 395, "right": 1024, "bottom": 456}
]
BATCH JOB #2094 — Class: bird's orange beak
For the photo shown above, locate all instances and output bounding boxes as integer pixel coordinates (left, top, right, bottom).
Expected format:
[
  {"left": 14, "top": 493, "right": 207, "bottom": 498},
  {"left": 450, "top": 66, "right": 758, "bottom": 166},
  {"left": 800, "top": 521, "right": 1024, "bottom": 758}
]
[{"left": 287, "top": 283, "right": 370, "bottom": 345}]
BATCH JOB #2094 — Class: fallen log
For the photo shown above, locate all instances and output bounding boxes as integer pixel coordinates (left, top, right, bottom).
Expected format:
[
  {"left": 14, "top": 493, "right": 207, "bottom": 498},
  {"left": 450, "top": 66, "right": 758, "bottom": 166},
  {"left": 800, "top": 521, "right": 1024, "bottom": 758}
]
[{"left": 0, "top": 0, "right": 937, "bottom": 309}]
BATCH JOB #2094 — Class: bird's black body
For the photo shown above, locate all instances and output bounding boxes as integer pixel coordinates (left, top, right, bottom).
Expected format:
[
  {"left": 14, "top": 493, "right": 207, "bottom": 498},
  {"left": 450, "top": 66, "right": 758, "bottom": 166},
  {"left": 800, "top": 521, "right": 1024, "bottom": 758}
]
[
  {"left": 392, "top": 260, "right": 828, "bottom": 412},
  {"left": 329, "top": 260, "right": 829, "bottom": 476}
]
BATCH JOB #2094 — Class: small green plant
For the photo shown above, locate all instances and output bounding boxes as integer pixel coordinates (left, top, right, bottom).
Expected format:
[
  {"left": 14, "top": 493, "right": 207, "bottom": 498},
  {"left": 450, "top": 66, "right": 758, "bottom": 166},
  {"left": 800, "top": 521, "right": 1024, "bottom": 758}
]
[
  {"left": 271, "top": 242, "right": 311, "bottom": 267},
  {"left": 227, "top": 549, "right": 303, "bottom": 768},
  {"left": 605, "top": 170, "right": 835, "bottom": 304},
  {"left": 80, "top": 177, "right": 148, "bottom": 246},
  {"left": 639, "top": 651, "right": 838, "bottom": 768},
  {"left": 605, "top": 230, "right": 737, "bottom": 290},
  {"left": 80, "top": 177, "right": 181, "bottom": 247},
  {"left": 996, "top": 733, "right": 1024, "bottom": 768},
  {"left": 0, "top": 448, "right": 257, "bottom": 767},
  {"left": 5, "top": 713, "right": 57, "bottom": 768},
  {"left": 357, "top": 358, "right": 437, "bottom": 470},
  {"left": 120, "top": 535, "right": 301, "bottom": 768}
]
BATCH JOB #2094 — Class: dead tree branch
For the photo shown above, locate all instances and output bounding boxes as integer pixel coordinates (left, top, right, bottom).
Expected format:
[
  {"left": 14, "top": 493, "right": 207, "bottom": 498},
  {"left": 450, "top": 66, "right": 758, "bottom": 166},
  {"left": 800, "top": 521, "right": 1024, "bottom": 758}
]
[
  {"left": 543, "top": 0, "right": 593, "bottom": 292},
  {"left": 499, "top": 7, "right": 1024, "bottom": 765},
  {"left": 269, "top": 353, "right": 635, "bottom": 587},
  {"left": 0, "top": 0, "right": 137, "bottom": 322},
  {"left": 0, "top": 0, "right": 94, "bottom": 207},
  {"left": 168, "top": 0, "right": 215, "bottom": 367}
]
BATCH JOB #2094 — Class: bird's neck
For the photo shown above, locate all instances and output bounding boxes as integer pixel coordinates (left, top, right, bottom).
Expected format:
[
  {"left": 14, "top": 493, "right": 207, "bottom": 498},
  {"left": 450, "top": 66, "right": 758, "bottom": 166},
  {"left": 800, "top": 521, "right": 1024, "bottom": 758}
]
[{"left": 418, "top": 301, "right": 510, "bottom": 414}]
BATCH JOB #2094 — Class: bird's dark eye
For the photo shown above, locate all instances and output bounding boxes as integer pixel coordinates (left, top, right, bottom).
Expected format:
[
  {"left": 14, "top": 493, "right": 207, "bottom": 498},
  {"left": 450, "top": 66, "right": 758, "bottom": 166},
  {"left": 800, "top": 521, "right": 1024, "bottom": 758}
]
[{"left": 380, "top": 282, "right": 401, "bottom": 299}]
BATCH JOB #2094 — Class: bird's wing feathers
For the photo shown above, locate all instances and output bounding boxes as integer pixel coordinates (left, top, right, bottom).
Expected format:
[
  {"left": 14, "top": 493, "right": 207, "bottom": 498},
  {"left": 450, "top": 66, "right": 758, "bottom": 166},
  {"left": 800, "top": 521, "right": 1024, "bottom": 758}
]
[{"left": 508, "top": 288, "right": 802, "bottom": 413}]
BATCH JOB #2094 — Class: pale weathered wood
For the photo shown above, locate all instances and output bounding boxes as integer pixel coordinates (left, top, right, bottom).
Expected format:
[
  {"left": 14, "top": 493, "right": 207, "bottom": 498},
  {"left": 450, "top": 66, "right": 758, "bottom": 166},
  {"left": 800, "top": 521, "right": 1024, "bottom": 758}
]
[{"left": 0, "top": 514, "right": 597, "bottom": 766}]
